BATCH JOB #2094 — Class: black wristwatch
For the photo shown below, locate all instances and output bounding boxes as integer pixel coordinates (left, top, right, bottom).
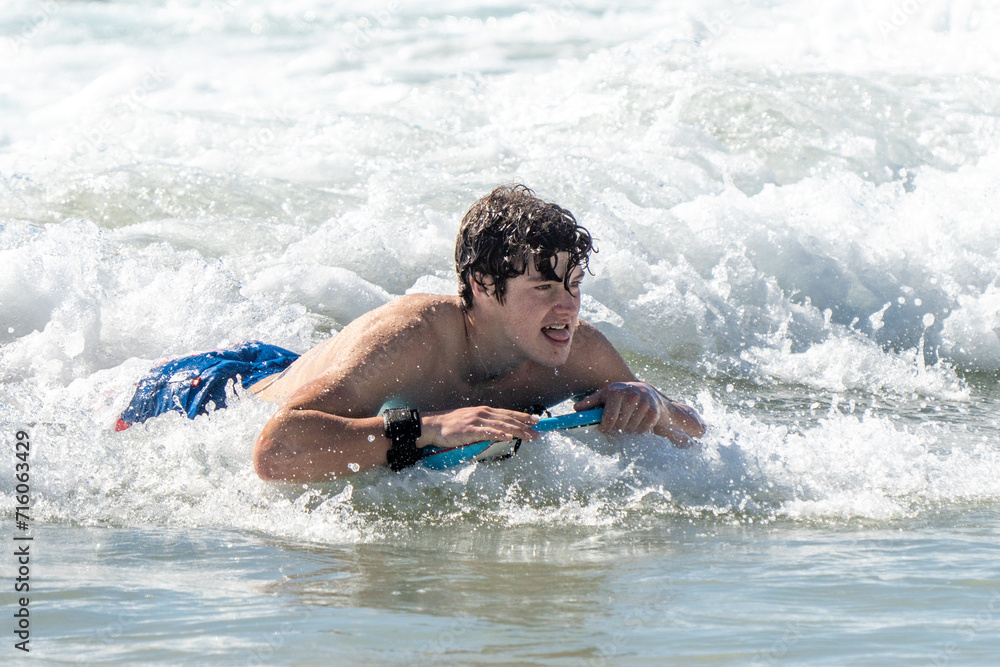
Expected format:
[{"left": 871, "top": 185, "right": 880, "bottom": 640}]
[{"left": 383, "top": 407, "right": 422, "bottom": 471}]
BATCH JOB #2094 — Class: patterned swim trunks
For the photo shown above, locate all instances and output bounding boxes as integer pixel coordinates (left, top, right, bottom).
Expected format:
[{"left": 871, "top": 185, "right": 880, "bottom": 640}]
[{"left": 116, "top": 341, "right": 300, "bottom": 431}]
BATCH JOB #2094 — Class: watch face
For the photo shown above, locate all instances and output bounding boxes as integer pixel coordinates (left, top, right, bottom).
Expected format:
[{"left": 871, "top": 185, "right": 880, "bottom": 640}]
[{"left": 385, "top": 408, "right": 420, "bottom": 440}]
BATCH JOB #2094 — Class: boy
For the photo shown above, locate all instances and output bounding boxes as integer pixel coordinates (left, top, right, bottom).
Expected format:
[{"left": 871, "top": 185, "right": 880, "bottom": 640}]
[{"left": 250, "top": 185, "right": 705, "bottom": 480}]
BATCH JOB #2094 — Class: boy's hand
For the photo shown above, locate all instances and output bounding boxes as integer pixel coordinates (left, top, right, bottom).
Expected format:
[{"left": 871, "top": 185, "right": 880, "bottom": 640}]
[{"left": 574, "top": 382, "right": 661, "bottom": 434}]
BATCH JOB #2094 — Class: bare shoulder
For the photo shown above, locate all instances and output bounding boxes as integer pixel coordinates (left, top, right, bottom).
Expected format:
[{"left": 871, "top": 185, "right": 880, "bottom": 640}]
[
  {"left": 366, "top": 293, "right": 463, "bottom": 329},
  {"left": 561, "top": 319, "right": 636, "bottom": 384},
  {"left": 322, "top": 293, "right": 463, "bottom": 372},
  {"left": 279, "top": 294, "right": 464, "bottom": 411},
  {"left": 346, "top": 293, "right": 463, "bottom": 349},
  {"left": 571, "top": 319, "right": 614, "bottom": 347},
  {"left": 570, "top": 319, "right": 622, "bottom": 358}
]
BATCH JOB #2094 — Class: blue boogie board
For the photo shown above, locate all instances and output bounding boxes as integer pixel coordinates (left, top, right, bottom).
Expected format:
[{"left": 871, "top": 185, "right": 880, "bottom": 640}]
[{"left": 419, "top": 407, "right": 604, "bottom": 470}]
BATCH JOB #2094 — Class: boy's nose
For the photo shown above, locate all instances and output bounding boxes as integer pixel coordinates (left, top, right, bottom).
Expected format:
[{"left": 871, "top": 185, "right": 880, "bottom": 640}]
[{"left": 554, "top": 287, "right": 579, "bottom": 313}]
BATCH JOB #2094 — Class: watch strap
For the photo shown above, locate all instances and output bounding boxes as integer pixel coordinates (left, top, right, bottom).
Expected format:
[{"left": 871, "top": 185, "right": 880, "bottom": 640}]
[{"left": 383, "top": 408, "right": 421, "bottom": 471}]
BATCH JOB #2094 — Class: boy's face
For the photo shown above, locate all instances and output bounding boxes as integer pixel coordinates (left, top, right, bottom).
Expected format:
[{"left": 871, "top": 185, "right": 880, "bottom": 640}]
[{"left": 478, "top": 252, "right": 583, "bottom": 368}]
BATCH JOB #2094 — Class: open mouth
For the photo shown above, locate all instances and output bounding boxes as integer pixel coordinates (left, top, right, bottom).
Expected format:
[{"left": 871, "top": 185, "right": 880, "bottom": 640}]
[{"left": 542, "top": 324, "right": 571, "bottom": 343}]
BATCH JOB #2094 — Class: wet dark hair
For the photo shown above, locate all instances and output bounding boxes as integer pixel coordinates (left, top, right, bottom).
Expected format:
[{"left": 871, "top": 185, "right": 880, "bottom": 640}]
[{"left": 456, "top": 184, "right": 595, "bottom": 308}]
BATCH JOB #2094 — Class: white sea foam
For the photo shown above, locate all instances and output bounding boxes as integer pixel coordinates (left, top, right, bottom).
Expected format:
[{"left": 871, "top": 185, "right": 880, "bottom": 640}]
[{"left": 12, "top": 380, "right": 999, "bottom": 541}]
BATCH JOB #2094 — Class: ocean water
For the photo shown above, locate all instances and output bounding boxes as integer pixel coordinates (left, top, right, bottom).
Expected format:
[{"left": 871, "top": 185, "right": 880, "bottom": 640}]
[{"left": 3, "top": 0, "right": 1000, "bottom": 664}]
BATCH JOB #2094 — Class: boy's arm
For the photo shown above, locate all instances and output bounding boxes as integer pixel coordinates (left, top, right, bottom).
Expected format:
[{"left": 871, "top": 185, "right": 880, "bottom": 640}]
[
  {"left": 253, "top": 404, "right": 389, "bottom": 482},
  {"left": 252, "top": 310, "right": 538, "bottom": 481},
  {"left": 253, "top": 398, "right": 539, "bottom": 482},
  {"left": 566, "top": 322, "right": 706, "bottom": 445}
]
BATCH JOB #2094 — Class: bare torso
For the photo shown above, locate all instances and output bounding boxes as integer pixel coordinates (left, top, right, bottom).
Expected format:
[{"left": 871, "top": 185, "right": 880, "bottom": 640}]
[
  {"left": 251, "top": 291, "right": 705, "bottom": 481},
  {"left": 250, "top": 294, "right": 613, "bottom": 414}
]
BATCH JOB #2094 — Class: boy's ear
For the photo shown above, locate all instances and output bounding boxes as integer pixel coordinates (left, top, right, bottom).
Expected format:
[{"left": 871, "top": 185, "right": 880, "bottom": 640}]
[{"left": 471, "top": 272, "right": 494, "bottom": 300}]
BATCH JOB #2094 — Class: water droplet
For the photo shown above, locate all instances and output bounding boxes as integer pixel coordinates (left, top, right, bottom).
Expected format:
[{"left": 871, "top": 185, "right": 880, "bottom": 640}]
[
  {"left": 922, "top": 313, "right": 935, "bottom": 327},
  {"left": 367, "top": 435, "right": 375, "bottom": 442},
  {"left": 348, "top": 462, "right": 360, "bottom": 472}
]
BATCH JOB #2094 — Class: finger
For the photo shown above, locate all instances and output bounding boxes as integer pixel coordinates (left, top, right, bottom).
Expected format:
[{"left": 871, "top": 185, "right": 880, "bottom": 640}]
[
  {"left": 635, "top": 407, "right": 658, "bottom": 433},
  {"left": 498, "top": 421, "right": 539, "bottom": 441},
  {"left": 625, "top": 403, "right": 654, "bottom": 433},
  {"left": 599, "top": 392, "right": 624, "bottom": 433},
  {"left": 470, "top": 426, "right": 512, "bottom": 442},
  {"left": 482, "top": 417, "right": 537, "bottom": 441},
  {"left": 492, "top": 408, "right": 540, "bottom": 425},
  {"left": 574, "top": 390, "right": 602, "bottom": 411},
  {"left": 615, "top": 399, "right": 639, "bottom": 432}
]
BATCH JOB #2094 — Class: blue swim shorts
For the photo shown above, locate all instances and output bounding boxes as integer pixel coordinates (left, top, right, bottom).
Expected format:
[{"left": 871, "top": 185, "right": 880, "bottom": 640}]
[{"left": 116, "top": 341, "right": 300, "bottom": 431}]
